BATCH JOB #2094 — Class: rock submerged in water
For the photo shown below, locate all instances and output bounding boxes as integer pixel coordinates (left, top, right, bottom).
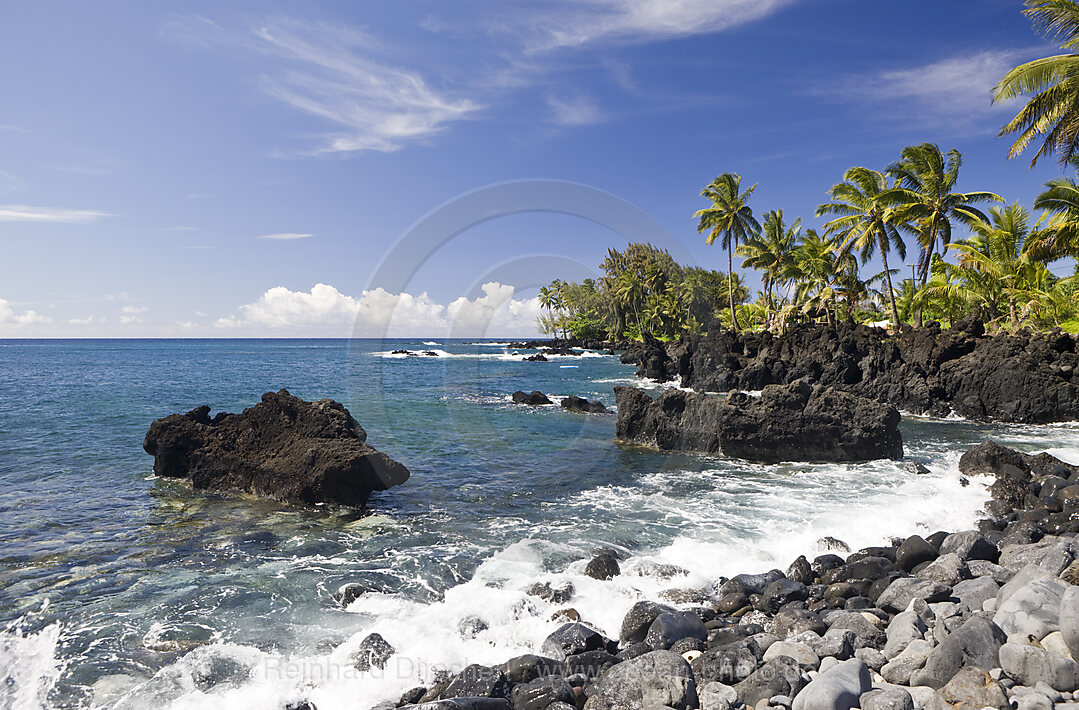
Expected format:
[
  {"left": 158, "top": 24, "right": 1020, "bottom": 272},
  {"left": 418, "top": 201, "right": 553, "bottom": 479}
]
[
  {"left": 614, "top": 381, "right": 903, "bottom": 462},
  {"left": 560, "top": 395, "right": 608, "bottom": 414},
  {"left": 512, "top": 391, "right": 553, "bottom": 406},
  {"left": 142, "top": 389, "right": 409, "bottom": 507}
]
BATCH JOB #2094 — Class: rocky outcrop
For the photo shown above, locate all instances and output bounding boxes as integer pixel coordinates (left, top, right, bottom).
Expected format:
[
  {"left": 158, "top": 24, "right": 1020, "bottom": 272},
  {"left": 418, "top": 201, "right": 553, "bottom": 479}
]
[
  {"left": 512, "top": 391, "right": 553, "bottom": 405},
  {"left": 143, "top": 389, "right": 409, "bottom": 507},
  {"left": 561, "top": 395, "right": 608, "bottom": 414},
  {"left": 614, "top": 381, "right": 903, "bottom": 462},
  {"left": 620, "top": 322, "right": 1079, "bottom": 423}
]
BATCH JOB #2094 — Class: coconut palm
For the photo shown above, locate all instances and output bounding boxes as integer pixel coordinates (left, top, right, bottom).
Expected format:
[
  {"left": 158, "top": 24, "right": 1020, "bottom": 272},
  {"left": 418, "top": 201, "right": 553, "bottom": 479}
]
[
  {"left": 736, "top": 209, "right": 800, "bottom": 325},
  {"left": 695, "top": 173, "right": 762, "bottom": 331},
  {"left": 816, "top": 167, "right": 907, "bottom": 328},
  {"left": 789, "top": 229, "right": 840, "bottom": 328},
  {"left": 994, "top": 0, "right": 1079, "bottom": 167},
  {"left": 886, "top": 144, "right": 1002, "bottom": 325},
  {"left": 1030, "top": 175, "right": 1079, "bottom": 259}
]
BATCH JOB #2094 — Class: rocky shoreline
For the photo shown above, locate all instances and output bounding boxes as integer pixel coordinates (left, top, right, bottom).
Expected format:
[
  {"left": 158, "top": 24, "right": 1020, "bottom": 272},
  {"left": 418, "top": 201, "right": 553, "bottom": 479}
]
[
  {"left": 621, "top": 322, "right": 1079, "bottom": 424},
  {"left": 319, "top": 440, "right": 1079, "bottom": 710}
]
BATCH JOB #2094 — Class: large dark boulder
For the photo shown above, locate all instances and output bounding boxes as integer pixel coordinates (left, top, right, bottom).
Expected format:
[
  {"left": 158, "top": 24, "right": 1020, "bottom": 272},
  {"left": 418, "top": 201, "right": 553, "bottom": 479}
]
[
  {"left": 619, "top": 324, "right": 1079, "bottom": 424},
  {"left": 614, "top": 381, "right": 903, "bottom": 462},
  {"left": 560, "top": 395, "right": 608, "bottom": 414},
  {"left": 142, "top": 389, "right": 409, "bottom": 506},
  {"left": 512, "top": 391, "right": 552, "bottom": 406}
]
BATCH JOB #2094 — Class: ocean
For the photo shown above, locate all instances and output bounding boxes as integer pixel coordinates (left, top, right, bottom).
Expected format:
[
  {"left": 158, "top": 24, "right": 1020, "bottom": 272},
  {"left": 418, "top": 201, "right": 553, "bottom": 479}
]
[{"left": 1, "top": 338, "right": 1077, "bottom": 709}]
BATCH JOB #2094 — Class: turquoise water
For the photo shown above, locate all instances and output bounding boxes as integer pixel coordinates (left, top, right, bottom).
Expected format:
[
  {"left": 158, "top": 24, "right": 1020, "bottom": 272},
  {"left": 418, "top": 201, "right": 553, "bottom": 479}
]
[{"left": 1, "top": 339, "right": 1077, "bottom": 709}]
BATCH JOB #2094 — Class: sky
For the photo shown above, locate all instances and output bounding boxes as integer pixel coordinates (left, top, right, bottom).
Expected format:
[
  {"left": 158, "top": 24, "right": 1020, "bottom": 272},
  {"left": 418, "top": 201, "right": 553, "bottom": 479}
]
[{"left": 0, "top": 0, "right": 1073, "bottom": 337}]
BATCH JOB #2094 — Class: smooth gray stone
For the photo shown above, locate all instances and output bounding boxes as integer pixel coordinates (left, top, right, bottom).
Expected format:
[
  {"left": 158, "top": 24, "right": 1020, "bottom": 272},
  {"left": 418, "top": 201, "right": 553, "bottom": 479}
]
[
  {"left": 908, "top": 615, "right": 1006, "bottom": 689},
  {"left": 993, "top": 577, "right": 1067, "bottom": 639},
  {"left": 999, "top": 642, "right": 1079, "bottom": 692},
  {"left": 596, "top": 651, "right": 697, "bottom": 710},
  {"left": 950, "top": 576, "right": 1000, "bottom": 612},
  {"left": 1061, "top": 585, "right": 1079, "bottom": 660},
  {"left": 859, "top": 687, "right": 914, "bottom": 710},
  {"left": 791, "top": 658, "right": 870, "bottom": 710}
]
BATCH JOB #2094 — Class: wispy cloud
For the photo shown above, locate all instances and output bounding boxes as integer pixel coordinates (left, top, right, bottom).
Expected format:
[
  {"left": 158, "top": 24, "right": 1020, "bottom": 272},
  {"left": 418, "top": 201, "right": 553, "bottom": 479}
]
[
  {"left": 0, "top": 170, "right": 24, "bottom": 192},
  {"left": 256, "top": 232, "right": 313, "bottom": 240},
  {"left": 168, "top": 16, "right": 481, "bottom": 154},
  {"left": 524, "top": 0, "right": 796, "bottom": 51},
  {"left": 162, "top": 225, "right": 196, "bottom": 232},
  {"left": 0, "top": 124, "right": 31, "bottom": 134},
  {"left": 0, "top": 205, "right": 111, "bottom": 223},
  {"left": 823, "top": 49, "right": 1036, "bottom": 127},
  {"left": 548, "top": 94, "right": 605, "bottom": 126}
]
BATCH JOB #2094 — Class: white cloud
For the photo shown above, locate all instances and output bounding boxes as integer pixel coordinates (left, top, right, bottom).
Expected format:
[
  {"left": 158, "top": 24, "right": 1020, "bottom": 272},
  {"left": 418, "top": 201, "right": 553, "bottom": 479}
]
[
  {"left": 216, "top": 282, "right": 542, "bottom": 337},
  {"left": 121, "top": 305, "right": 148, "bottom": 314},
  {"left": 548, "top": 94, "right": 605, "bottom": 126},
  {"left": 0, "top": 124, "right": 30, "bottom": 134},
  {"left": 0, "top": 299, "right": 52, "bottom": 326},
  {"left": 169, "top": 16, "right": 480, "bottom": 154},
  {"left": 527, "top": 0, "right": 795, "bottom": 50},
  {"left": 256, "top": 232, "right": 313, "bottom": 240},
  {"left": 162, "top": 225, "right": 196, "bottom": 232},
  {"left": 0, "top": 205, "right": 111, "bottom": 223},
  {"left": 826, "top": 49, "right": 1033, "bottom": 124}
]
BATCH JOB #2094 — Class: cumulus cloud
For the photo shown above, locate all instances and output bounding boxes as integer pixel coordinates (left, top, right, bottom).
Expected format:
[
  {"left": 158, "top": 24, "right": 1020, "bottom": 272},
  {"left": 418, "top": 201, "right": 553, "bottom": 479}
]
[
  {"left": 0, "top": 299, "right": 52, "bottom": 326},
  {"left": 216, "top": 282, "right": 543, "bottom": 337}
]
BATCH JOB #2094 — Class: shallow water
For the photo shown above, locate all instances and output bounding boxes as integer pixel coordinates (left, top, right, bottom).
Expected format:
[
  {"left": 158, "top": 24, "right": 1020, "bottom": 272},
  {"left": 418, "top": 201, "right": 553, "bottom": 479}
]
[{"left": 0, "top": 339, "right": 1076, "bottom": 709}]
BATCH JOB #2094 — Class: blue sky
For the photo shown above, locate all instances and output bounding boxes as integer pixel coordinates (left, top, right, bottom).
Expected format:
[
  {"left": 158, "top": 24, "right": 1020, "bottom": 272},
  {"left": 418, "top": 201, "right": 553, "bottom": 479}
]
[{"left": 0, "top": 0, "right": 1071, "bottom": 336}]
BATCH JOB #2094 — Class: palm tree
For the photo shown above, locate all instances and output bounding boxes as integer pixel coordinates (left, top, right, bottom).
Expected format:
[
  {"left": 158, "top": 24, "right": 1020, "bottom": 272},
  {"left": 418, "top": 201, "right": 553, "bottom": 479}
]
[
  {"left": 886, "top": 144, "right": 1002, "bottom": 325},
  {"left": 1030, "top": 175, "right": 1079, "bottom": 259},
  {"left": 695, "top": 173, "right": 762, "bottom": 331},
  {"left": 615, "top": 271, "right": 646, "bottom": 337},
  {"left": 789, "top": 229, "right": 840, "bottom": 328},
  {"left": 948, "top": 203, "right": 1036, "bottom": 329},
  {"left": 737, "top": 209, "right": 800, "bottom": 326},
  {"left": 994, "top": 0, "right": 1079, "bottom": 167},
  {"left": 816, "top": 167, "right": 907, "bottom": 328}
]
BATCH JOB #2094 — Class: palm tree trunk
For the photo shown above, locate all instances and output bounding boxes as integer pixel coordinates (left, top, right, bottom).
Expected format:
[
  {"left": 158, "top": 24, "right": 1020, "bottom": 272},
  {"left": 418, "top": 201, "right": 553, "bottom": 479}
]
[
  {"left": 880, "top": 247, "right": 901, "bottom": 329},
  {"left": 727, "top": 243, "right": 740, "bottom": 332},
  {"left": 1010, "top": 297, "right": 1018, "bottom": 331}
]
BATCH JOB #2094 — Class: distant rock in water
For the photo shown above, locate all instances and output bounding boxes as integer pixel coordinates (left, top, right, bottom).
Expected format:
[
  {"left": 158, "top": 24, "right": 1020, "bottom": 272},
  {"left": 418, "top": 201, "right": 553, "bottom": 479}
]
[
  {"left": 561, "top": 395, "right": 608, "bottom": 414},
  {"left": 512, "top": 391, "right": 553, "bottom": 405},
  {"left": 620, "top": 322, "right": 1079, "bottom": 423},
  {"left": 614, "top": 381, "right": 903, "bottom": 462},
  {"left": 523, "top": 354, "right": 548, "bottom": 362},
  {"left": 142, "top": 389, "right": 410, "bottom": 507}
]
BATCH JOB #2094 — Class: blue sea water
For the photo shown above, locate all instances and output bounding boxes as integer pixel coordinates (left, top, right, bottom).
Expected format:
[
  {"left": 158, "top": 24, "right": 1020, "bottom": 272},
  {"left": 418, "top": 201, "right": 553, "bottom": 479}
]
[{"left": 0, "top": 339, "right": 1077, "bottom": 709}]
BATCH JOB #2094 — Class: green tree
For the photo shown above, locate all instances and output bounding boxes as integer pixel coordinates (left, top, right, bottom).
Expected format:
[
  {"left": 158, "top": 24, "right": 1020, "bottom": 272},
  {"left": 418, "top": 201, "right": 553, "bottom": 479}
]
[
  {"left": 817, "top": 167, "right": 907, "bottom": 328},
  {"left": 695, "top": 173, "right": 762, "bottom": 332},
  {"left": 789, "top": 229, "right": 840, "bottom": 328},
  {"left": 948, "top": 203, "right": 1037, "bottom": 329},
  {"left": 736, "top": 209, "right": 800, "bottom": 325},
  {"left": 886, "top": 144, "right": 1001, "bottom": 325},
  {"left": 1030, "top": 174, "right": 1079, "bottom": 259},
  {"left": 994, "top": 0, "right": 1079, "bottom": 167}
]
